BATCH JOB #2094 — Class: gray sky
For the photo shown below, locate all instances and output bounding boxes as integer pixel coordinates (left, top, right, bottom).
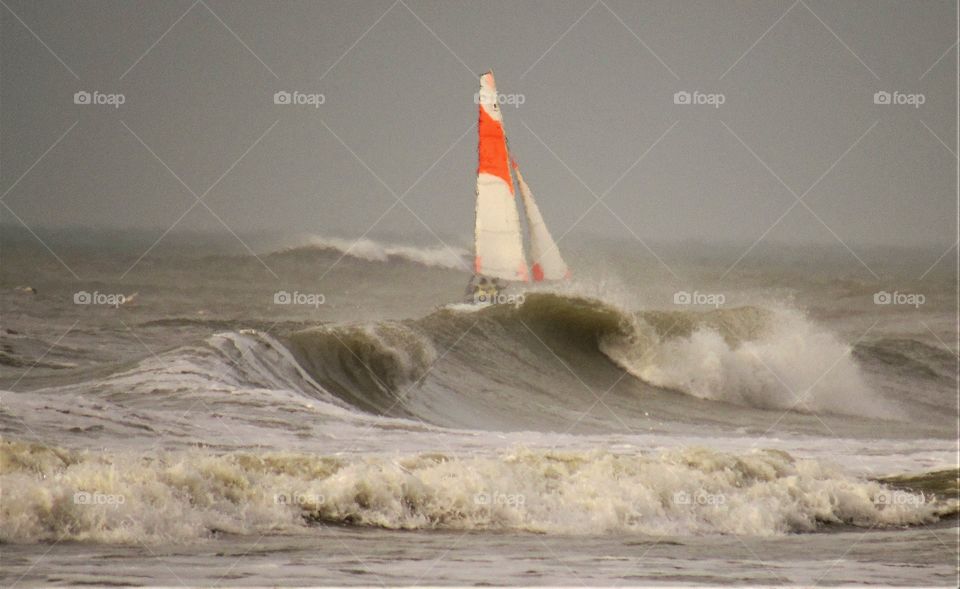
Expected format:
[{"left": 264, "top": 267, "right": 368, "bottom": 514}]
[{"left": 1, "top": 0, "right": 957, "bottom": 249}]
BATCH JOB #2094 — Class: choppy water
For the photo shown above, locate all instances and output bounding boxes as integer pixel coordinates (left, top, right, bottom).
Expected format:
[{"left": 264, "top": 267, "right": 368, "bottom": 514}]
[{"left": 1, "top": 228, "right": 957, "bottom": 586}]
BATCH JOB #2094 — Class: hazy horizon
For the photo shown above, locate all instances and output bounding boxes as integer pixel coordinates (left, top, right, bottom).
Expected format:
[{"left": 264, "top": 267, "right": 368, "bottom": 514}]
[
  {"left": 3, "top": 218, "right": 958, "bottom": 252},
  {"left": 2, "top": 0, "right": 957, "bottom": 260}
]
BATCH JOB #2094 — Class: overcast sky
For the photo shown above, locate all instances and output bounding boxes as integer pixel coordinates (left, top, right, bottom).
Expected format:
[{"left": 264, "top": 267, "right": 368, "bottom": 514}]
[{"left": 1, "top": 0, "right": 957, "bottom": 249}]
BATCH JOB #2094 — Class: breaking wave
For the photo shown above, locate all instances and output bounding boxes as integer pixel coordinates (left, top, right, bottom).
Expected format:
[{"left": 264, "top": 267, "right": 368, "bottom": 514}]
[
  {"left": 606, "top": 306, "right": 894, "bottom": 417},
  {"left": 4, "top": 293, "right": 917, "bottom": 450},
  {"left": 2, "top": 441, "right": 953, "bottom": 543},
  {"left": 283, "top": 293, "right": 897, "bottom": 420},
  {"left": 274, "top": 234, "right": 469, "bottom": 270}
]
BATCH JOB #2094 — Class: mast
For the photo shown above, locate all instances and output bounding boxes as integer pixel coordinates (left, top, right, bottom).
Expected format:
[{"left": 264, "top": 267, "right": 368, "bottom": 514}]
[{"left": 474, "top": 71, "right": 529, "bottom": 282}]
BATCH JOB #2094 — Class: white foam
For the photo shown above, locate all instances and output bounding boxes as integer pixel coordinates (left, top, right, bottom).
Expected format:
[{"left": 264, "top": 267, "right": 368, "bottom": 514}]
[
  {"left": 1, "top": 443, "right": 949, "bottom": 544},
  {"left": 606, "top": 307, "right": 896, "bottom": 418}
]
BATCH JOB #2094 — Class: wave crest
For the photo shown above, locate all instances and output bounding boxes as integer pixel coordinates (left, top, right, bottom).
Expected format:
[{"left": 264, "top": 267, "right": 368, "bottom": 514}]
[
  {"left": 275, "top": 235, "right": 469, "bottom": 270},
  {"left": 281, "top": 293, "right": 895, "bottom": 420}
]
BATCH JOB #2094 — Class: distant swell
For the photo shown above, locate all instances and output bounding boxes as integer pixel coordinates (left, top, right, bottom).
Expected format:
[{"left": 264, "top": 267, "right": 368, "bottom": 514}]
[{"left": 273, "top": 235, "right": 469, "bottom": 270}]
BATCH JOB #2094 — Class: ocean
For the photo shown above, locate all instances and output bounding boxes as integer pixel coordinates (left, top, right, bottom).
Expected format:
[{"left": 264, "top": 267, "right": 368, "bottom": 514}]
[{"left": 1, "top": 228, "right": 957, "bottom": 586}]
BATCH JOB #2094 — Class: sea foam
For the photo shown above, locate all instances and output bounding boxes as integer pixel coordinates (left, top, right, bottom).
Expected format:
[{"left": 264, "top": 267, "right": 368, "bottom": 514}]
[{"left": 1, "top": 441, "right": 949, "bottom": 544}]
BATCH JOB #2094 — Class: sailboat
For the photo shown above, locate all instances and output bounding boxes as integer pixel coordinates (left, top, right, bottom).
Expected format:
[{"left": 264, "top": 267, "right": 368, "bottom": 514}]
[{"left": 469, "top": 70, "right": 569, "bottom": 302}]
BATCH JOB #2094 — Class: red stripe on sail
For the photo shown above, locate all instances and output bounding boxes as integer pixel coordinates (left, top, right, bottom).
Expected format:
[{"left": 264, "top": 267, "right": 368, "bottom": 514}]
[
  {"left": 531, "top": 262, "right": 544, "bottom": 282},
  {"left": 477, "top": 105, "right": 513, "bottom": 194},
  {"left": 474, "top": 256, "right": 482, "bottom": 274}
]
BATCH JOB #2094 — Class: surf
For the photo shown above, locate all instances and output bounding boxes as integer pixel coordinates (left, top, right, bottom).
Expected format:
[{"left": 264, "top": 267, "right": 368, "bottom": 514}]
[{"left": 2, "top": 440, "right": 954, "bottom": 544}]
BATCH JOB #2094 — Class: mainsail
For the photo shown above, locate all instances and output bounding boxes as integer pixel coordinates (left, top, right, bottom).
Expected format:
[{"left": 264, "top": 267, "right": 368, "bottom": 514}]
[
  {"left": 514, "top": 162, "right": 570, "bottom": 281},
  {"left": 474, "top": 71, "right": 529, "bottom": 281}
]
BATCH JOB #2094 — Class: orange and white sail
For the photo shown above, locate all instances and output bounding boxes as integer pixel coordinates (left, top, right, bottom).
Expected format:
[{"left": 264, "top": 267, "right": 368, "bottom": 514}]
[
  {"left": 474, "top": 71, "right": 528, "bottom": 281},
  {"left": 514, "top": 162, "right": 570, "bottom": 281}
]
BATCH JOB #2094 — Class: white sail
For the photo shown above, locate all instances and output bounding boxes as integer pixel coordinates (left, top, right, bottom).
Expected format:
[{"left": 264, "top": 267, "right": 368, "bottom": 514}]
[
  {"left": 515, "top": 164, "right": 570, "bottom": 281},
  {"left": 474, "top": 71, "right": 529, "bottom": 282}
]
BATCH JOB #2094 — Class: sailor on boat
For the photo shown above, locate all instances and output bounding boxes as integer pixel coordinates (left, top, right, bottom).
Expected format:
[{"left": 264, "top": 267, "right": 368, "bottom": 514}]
[{"left": 465, "top": 276, "right": 504, "bottom": 303}]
